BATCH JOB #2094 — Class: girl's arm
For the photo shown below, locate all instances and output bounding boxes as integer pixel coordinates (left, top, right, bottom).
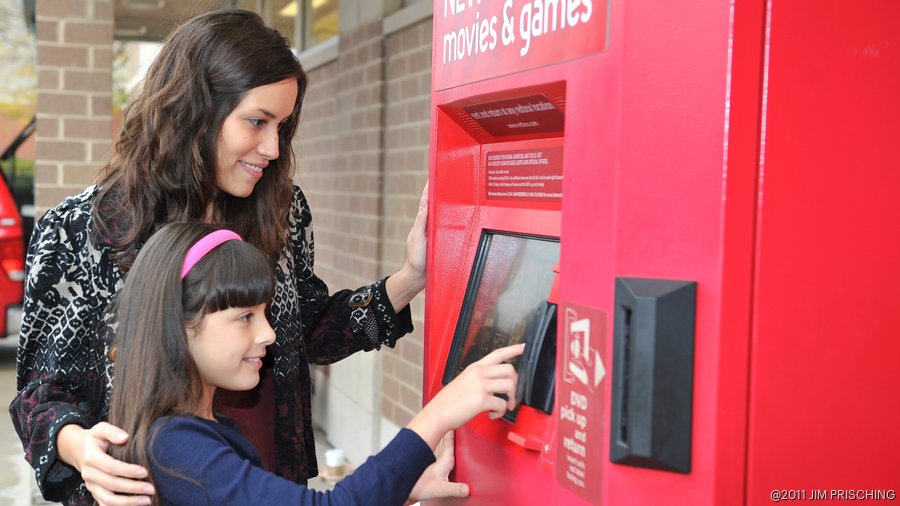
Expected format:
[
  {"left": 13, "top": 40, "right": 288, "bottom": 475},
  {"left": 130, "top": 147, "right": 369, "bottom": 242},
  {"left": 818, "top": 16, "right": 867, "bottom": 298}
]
[
  {"left": 405, "top": 431, "right": 469, "bottom": 504},
  {"left": 150, "top": 417, "right": 435, "bottom": 506},
  {"left": 150, "top": 345, "right": 521, "bottom": 506},
  {"left": 403, "top": 343, "right": 524, "bottom": 503}
]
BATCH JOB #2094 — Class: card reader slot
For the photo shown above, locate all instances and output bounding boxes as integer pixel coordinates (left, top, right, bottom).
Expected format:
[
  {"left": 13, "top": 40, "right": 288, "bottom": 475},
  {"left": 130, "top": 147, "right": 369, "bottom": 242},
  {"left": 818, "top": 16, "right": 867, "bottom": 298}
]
[
  {"left": 515, "top": 301, "right": 557, "bottom": 414},
  {"left": 610, "top": 277, "right": 696, "bottom": 474}
]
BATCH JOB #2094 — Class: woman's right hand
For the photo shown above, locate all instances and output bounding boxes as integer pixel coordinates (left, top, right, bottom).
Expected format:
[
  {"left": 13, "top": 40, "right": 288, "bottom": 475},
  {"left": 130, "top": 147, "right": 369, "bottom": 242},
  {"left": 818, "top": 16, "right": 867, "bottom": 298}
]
[{"left": 57, "top": 423, "right": 155, "bottom": 506}]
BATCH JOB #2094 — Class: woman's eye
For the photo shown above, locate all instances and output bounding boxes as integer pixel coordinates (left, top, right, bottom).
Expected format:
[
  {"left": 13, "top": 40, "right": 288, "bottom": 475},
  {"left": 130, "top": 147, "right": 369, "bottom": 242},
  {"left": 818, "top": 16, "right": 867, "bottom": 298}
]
[
  {"left": 238, "top": 313, "right": 252, "bottom": 322},
  {"left": 248, "top": 118, "right": 265, "bottom": 127}
]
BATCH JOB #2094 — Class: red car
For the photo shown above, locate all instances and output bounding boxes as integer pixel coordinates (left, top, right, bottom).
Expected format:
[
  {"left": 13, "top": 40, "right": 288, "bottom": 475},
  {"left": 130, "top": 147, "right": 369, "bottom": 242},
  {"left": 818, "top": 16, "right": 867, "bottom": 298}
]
[{"left": 0, "top": 169, "right": 25, "bottom": 337}]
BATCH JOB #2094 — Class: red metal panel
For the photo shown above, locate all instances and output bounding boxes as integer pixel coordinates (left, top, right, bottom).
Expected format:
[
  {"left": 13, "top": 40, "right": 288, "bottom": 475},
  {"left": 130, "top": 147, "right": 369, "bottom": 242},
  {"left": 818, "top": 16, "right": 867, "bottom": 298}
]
[
  {"left": 746, "top": 2, "right": 900, "bottom": 502},
  {"left": 597, "top": 1, "right": 749, "bottom": 505},
  {"left": 428, "top": 0, "right": 755, "bottom": 503},
  {"left": 427, "top": 0, "right": 898, "bottom": 504},
  {"left": 712, "top": 0, "right": 769, "bottom": 504}
]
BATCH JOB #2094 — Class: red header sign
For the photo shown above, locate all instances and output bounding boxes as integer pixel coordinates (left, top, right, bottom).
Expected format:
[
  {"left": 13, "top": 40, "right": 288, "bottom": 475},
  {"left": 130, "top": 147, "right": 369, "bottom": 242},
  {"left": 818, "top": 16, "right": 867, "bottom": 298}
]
[{"left": 434, "top": 0, "right": 608, "bottom": 90}]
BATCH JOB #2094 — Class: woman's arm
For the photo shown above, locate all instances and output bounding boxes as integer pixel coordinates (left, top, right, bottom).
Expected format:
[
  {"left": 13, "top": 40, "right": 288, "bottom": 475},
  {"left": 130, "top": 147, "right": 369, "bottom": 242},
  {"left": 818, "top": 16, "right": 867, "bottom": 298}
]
[
  {"left": 57, "top": 424, "right": 155, "bottom": 506},
  {"left": 285, "top": 186, "right": 416, "bottom": 364},
  {"left": 9, "top": 190, "right": 152, "bottom": 505}
]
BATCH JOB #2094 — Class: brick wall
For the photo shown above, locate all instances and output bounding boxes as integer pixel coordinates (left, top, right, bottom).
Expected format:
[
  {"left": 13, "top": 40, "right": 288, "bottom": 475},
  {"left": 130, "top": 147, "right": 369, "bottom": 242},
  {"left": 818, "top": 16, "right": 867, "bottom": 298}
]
[
  {"left": 34, "top": 0, "right": 113, "bottom": 214},
  {"left": 299, "top": 19, "right": 393, "bottom": 463},
  {"left": 299, "top": 21, "right": 386, "bottom": 292},
  {"left": 380, "top": 18, "right": 432, "bottom": 428},
  {"left": 299, "top": 10, "right": 433, "bottom": 457}
]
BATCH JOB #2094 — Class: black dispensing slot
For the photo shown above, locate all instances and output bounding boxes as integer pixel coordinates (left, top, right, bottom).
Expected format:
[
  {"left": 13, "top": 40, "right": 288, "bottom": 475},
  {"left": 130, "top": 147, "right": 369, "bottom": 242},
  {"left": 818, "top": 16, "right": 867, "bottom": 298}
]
[
  {"left": 515, "top": 301, "right": 557, "bottom": 414},
  {"left": 610, "top": 277, "right": 696, "bottom": 474}
]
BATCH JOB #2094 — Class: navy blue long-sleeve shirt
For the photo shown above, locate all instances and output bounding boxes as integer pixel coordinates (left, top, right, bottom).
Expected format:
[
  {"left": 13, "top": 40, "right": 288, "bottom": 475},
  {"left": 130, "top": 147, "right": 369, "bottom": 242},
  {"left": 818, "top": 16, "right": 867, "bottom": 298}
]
[{"left": 149, "top": 416, "right": 434, "bottom": 505}]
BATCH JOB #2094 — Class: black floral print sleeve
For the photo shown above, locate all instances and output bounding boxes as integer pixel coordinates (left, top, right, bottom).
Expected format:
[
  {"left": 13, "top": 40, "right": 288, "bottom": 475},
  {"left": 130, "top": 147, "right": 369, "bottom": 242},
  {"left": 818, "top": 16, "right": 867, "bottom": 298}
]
[
  {"left": 9, "top": 186, "right": 120, "bottom": 505},
  {"left": 267, "top": 186, "right": 413, "bottom": 482},
  {"left": 288, "top": 185, "right": 412, "bottom": 363}
]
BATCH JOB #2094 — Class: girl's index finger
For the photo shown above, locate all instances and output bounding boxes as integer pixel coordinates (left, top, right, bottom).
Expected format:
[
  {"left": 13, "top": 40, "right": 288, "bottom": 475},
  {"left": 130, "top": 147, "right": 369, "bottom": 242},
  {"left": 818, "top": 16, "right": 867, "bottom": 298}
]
[{"left": 478, "top": 343, "right": 526, "bottom": 365}]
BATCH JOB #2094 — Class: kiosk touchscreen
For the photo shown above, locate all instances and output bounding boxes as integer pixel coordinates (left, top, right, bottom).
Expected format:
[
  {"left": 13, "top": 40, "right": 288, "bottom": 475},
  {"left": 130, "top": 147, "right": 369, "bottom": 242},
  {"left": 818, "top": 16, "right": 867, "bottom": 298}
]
[{"left": 442, "top": 231, "right": 560, "bottom": 416}]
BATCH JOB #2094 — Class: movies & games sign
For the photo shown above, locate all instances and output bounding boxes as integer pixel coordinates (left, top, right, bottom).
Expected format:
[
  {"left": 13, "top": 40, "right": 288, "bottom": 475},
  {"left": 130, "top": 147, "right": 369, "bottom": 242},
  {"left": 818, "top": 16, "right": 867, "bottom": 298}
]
[{"left": 434, "top": 0, "right": 609, "bottom": 90}]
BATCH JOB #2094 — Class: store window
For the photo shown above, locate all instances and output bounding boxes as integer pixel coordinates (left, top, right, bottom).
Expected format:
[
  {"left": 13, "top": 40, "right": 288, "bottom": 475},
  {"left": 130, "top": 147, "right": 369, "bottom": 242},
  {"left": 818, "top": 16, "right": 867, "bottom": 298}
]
[
  {"left": 258, "top": 0, "right": 298, "bottom": 47},
  {"left": 302, "top": 0, "right": 339, "bottom": 48},
  {"left": 260, "top": 0, "right": 337, "bottom": 50}
]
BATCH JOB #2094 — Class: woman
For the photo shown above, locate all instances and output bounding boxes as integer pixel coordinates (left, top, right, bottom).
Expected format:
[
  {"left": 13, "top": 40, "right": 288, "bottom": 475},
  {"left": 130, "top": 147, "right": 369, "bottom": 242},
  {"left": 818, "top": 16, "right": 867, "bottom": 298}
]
[{"left": 10, "top": 9, "right": 429, "bottom": 506}]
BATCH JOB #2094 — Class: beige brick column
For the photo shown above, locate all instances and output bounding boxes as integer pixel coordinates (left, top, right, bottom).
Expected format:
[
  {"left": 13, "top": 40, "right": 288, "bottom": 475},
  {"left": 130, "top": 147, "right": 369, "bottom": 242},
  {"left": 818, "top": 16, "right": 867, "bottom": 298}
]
[
  {"left": 33, "top": 0, "right": 113, "bottom": 215},
  {"left": 300, "top": 18, "right": 389, "bottom": 465},
  {"left": 299, "top": 0, "right": 434, "bottom": 463},
  {"left": 305, "top": 20, "right": 386, "bottom": 294},
  {"left": 380, "top": 16, "right": 432, "bottom": 430}
]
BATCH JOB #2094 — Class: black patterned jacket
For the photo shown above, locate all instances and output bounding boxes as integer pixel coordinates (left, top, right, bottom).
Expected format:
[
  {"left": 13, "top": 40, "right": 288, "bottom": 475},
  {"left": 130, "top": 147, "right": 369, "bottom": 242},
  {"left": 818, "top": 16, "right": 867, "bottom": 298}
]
[{"left": 8, "top": 185, "right": 412, "bottom": 505}]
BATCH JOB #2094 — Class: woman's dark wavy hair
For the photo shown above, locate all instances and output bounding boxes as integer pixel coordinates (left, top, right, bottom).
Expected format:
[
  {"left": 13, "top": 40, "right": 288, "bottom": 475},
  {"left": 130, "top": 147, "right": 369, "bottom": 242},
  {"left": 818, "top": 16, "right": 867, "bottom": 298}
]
[
  {"left": 107, "top": 222, "right": 274, "bottom": 503},
  {"left": 93, "top": 8, "right": 308, "bottom": 269}
]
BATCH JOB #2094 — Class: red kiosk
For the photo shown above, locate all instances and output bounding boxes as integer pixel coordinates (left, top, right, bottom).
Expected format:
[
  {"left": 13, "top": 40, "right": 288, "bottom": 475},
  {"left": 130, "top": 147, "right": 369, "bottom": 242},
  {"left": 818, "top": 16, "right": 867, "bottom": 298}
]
[{"left": 425, "top": 0, "right": 900, "bottom": 504}]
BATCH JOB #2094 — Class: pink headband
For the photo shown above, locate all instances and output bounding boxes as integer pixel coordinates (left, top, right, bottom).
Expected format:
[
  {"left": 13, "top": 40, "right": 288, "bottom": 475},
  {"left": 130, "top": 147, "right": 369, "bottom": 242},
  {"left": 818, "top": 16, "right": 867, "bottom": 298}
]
[{"left": 180, "top": 229, "right": 243, "bottom": 279}]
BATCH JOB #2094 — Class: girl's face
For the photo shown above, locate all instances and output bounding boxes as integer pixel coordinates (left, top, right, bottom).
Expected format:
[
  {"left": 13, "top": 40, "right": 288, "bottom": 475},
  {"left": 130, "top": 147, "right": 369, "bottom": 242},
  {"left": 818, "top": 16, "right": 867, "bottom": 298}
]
[
  {"left": 187, "top": 303, "right": 276, "bottom": 416},
  {"left": 215, "top": 78, "right": 298, "bottom": 198}
]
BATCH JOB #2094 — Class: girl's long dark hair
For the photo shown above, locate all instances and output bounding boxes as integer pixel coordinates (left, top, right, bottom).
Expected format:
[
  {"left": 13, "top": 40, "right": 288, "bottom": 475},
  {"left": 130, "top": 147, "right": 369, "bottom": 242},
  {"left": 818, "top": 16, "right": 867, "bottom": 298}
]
[
  {"left": 107, "top": 222, "right": 274, "bottom": 504},
  {"left": 93, "top": 9, "right": 308, "bottom": 269}
]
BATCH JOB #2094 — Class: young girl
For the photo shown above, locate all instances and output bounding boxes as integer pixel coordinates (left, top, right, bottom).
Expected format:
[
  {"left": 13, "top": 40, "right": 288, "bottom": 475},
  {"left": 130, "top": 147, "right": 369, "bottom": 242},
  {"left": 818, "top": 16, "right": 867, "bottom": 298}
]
[{"left": 107, "top": 223, "right": 523, "bottom": 505}]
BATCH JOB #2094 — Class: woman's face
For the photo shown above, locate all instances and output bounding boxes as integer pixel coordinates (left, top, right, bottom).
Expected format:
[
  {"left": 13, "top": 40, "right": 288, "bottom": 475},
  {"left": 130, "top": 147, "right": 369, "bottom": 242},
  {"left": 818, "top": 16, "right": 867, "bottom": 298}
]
[{"left": 215, "top": 78, "right": 298, "bottom": 198}]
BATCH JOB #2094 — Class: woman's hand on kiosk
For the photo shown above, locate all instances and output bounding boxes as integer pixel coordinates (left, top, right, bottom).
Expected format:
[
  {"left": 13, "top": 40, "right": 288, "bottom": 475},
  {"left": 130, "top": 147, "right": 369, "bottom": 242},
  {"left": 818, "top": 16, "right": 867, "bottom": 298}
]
[
  {"left": 386, "top": 181, "right": 429, "bottom": 313},
  {"left": 406, "top": 431, "right": 470, "bottom": 504},
  {"left": 407, "top": 343, "right": 525, "bottom": 449},
  {"left": 57, "top": 423, "right": 155, "bottom": 505}
]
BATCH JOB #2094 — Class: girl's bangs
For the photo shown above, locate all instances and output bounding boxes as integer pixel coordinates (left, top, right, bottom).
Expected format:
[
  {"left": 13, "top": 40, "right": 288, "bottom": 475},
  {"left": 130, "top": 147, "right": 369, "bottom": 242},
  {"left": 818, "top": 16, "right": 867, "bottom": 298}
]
[{"left": 198, "top": 242, "right": 275, "bottom": 313}]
